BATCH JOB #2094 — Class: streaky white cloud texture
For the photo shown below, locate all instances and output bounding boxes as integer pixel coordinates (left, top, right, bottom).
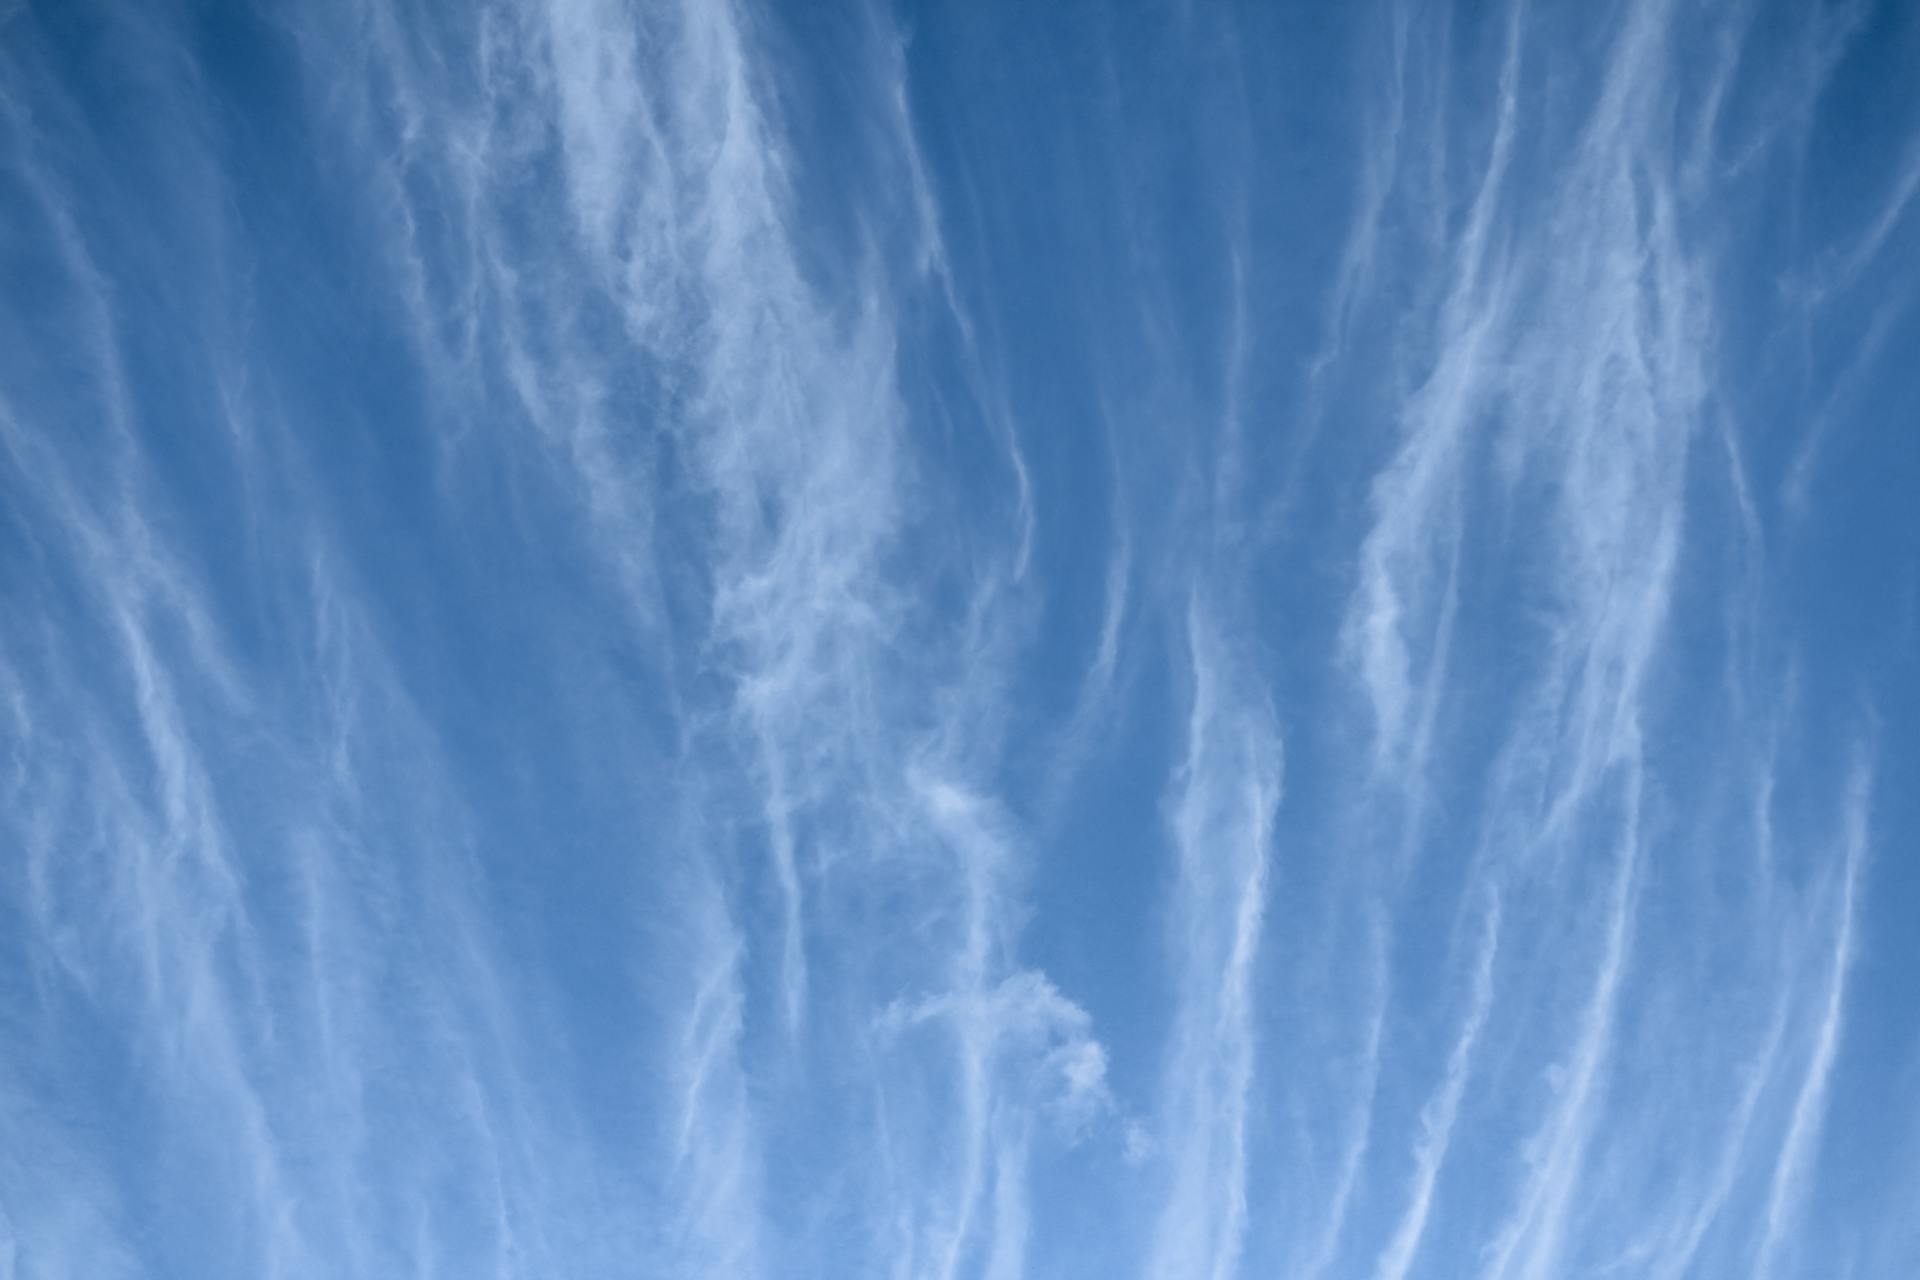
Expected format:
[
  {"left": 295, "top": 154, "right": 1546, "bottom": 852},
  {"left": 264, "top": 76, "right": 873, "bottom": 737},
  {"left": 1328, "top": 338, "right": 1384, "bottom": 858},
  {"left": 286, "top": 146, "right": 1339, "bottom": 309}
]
[{"left": 2, "top": 0, "right": 1916, "bottom": 1277}]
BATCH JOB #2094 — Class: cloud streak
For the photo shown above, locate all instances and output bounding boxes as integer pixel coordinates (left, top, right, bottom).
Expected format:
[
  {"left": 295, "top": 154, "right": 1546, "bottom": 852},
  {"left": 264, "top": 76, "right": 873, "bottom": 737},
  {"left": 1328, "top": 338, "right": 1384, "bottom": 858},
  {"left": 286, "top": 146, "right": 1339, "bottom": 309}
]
[{"left": 1147, "top": 600, "right": 1281, "bottom": 1280}]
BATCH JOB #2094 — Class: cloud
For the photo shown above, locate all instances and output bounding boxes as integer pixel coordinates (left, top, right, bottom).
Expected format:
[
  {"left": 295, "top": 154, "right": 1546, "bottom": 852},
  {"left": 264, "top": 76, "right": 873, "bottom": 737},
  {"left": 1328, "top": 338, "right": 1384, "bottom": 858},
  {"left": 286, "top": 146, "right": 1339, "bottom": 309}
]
[
  {"left": 1370, "top": 896, "right": 1499, "bottom": 1280},
  {"left": 1756, "top": 758, "right": 1871, "bottom": 1279},
  {"left": 3, "top": 0, "right": 1913, "bottom": 1275},
  {"left": 1146, "top": 599, "right": 1281, "bottom": 1280}
]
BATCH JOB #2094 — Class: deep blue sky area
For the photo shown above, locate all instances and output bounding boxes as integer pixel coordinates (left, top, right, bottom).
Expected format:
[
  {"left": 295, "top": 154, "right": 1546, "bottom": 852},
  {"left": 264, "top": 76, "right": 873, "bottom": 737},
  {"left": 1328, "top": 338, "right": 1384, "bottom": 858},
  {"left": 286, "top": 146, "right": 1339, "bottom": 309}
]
[{"left": 2, "top": 1, "right": 1916, "bottom": 1277}]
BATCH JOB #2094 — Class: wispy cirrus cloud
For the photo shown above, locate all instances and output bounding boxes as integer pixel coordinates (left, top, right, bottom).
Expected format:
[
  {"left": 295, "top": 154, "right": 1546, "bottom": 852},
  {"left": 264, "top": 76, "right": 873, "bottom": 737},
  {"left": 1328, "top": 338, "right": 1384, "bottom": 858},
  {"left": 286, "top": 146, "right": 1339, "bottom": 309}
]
[
  {"left": 2, "top": 0, "right": 1913, "bottom": 1276},
  {"left": 1146, "top": 599, "right": 1280, "bottom": 1280}
]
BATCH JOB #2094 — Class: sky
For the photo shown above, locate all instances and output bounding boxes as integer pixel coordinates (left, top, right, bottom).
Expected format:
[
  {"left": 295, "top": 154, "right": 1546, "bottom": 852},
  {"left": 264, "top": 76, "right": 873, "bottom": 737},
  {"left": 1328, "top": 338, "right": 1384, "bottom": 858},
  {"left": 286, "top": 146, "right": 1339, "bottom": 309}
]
[{"left": 1, "top": 0, "right": 1917, "bottom": 1277}]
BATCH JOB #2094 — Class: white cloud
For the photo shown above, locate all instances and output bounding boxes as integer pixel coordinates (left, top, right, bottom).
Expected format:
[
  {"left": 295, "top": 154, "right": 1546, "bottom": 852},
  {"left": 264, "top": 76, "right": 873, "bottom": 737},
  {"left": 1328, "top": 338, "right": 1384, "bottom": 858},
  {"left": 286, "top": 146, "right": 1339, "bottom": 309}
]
[{"left": 1146, "top": 599, "right": 1281, "bottom": 1280}]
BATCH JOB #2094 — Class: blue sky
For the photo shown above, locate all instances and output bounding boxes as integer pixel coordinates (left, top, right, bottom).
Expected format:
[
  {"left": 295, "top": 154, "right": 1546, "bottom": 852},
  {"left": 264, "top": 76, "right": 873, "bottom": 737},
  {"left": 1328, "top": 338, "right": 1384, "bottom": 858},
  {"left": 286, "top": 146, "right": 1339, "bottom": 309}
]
[{"left": 2, "top": 0, "right": 1917, "bottom": 1276}]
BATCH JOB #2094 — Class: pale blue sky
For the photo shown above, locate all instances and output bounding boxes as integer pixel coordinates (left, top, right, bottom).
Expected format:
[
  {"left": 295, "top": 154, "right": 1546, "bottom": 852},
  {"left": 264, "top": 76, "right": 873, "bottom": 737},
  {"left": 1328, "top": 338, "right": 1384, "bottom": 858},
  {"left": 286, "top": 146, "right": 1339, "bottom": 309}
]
[{"left": 2, "top": 1, "right": 1917, "bottom": 1277}]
